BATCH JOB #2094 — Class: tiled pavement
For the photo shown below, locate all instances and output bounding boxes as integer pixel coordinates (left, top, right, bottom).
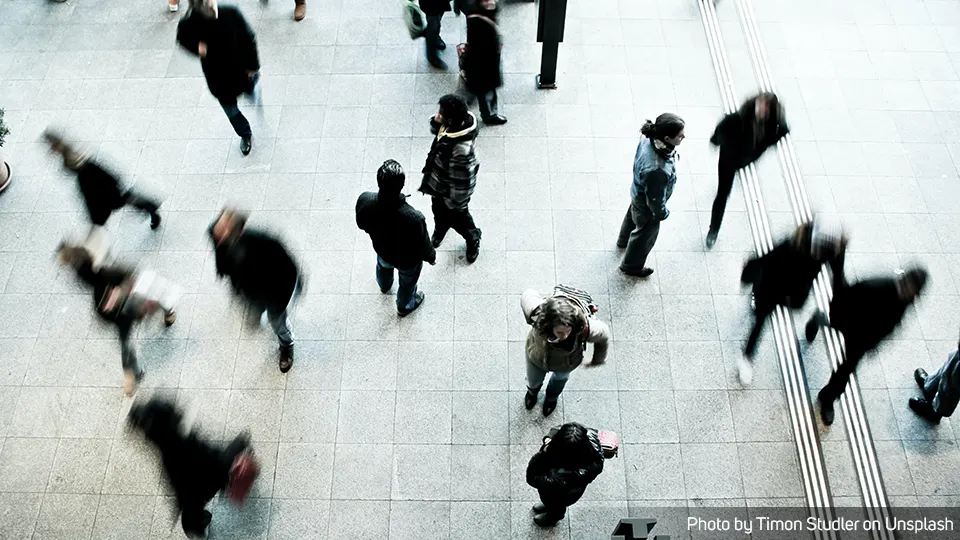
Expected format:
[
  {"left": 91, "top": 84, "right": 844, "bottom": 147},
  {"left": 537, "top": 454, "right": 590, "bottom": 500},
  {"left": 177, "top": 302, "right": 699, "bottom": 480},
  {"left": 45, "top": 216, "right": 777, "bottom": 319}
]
[{"left": 0, "top": 0, "right": 956, "bottom": 539}]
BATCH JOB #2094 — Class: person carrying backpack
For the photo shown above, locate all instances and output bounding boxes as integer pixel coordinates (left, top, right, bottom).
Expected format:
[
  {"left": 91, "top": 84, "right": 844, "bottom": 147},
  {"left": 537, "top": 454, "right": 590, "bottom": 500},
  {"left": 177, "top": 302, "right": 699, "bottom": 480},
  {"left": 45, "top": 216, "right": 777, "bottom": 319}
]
[{"left": 520, "top": 286, "right": 610, "bottom": 416}]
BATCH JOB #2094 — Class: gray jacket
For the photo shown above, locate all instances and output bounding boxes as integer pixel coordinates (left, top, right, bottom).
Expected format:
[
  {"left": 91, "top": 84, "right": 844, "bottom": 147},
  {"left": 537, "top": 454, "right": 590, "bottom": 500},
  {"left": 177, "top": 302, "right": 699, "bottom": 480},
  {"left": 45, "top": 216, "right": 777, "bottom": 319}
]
[{"left": 520, "top": 289, "right": 611, "bottom": 373}]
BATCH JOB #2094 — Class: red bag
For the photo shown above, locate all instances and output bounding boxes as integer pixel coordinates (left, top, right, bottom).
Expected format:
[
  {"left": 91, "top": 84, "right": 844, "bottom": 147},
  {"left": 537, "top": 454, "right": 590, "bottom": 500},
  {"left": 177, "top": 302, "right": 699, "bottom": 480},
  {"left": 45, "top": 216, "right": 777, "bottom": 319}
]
[
  {"left": 225, "top": 451, "right": 260, "bottom": 506},
  {"left": 598, "top": 430, "right": 619, "bottom": 459}
]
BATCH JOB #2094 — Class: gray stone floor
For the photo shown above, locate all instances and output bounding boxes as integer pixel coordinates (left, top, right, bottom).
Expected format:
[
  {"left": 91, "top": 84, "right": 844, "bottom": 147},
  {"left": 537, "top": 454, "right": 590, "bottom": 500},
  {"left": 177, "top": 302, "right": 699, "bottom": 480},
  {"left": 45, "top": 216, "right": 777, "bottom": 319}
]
[{"left": 1, "top": 0, "right": 956, "bottom": 539}]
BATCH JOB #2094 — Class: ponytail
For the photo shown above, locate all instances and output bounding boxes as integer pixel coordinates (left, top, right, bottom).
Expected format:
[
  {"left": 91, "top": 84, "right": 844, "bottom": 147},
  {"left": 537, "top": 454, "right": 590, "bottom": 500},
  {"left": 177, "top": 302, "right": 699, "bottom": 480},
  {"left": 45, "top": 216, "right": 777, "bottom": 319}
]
[{"left": 640, "top": 113, "right": 685, "bottom": 140}]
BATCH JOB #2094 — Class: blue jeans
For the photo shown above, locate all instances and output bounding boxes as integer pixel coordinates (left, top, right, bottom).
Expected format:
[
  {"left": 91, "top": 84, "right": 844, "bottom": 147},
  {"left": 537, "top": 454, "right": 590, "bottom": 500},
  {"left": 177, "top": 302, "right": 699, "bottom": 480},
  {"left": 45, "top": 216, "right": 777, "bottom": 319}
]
[{"left": 376, "top": 257, "right": 422, "bottom": 311}]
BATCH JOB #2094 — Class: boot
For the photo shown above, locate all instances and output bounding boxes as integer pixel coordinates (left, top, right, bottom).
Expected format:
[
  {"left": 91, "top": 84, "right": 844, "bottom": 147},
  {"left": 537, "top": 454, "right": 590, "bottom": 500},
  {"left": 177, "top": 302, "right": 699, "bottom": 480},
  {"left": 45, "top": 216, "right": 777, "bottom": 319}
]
[
  {"left": 294, "top": 1, "right": 306, "bottom": 21},
  {"left": 909, "top": 398, "right": 942, "bottom": 424},
  {"left": 466, "top": 230, "right": 481, "bottom": 264},
  {"left": 279, "top": 345, "right": 294, "bottom": 373},
  {"left": 524, "top": 386, "right": 540, "bottom": 410},
  {"left": 915, "top": 368, "right": 928, "bottom": 390},
  {"left": 542, "top": 396, "right": 558, "bottom": 417}
]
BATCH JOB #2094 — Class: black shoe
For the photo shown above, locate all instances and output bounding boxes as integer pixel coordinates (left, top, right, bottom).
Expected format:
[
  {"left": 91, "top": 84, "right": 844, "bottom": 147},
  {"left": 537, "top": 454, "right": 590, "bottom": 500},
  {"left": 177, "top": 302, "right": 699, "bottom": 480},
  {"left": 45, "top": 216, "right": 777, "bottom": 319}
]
[
  {"left": 532, "top": 502, "right": 547, "bottom": 514},
  {"left": 427, "top": 56, "right": 447, "bottom": 70},
  {"left": 534, "top": 512, "right": 562, "bottom": 527},
  {"left": 542, "top": 398, "right": 558, "bottom": 417},
  {"left": 398, "top": 291, "right": 425, "bottom": 317},
  {"left": 466, "top": 231, "right": 481, "bottom": 264},
  {"left": 240, "top": 136, "right": 252, "bottom": 156},
  {"left": 432, "top": 230, "right": 447, "bottom": 248},
  {"left": 437, "top": 38, "right": 446, "bottom": 50},
  {"left": 915, "top": 368, "right": 928, "bottom": 390},
  {"left": 482, "top": 114, "right": 507, "bottom": 125},
  {"left": 616, "top": 241, "right": 627, "bottom": 249},
  {"left": 278, "top": 345, "right": 294, "bottom": 373},
  {"left": 818, "top": 390, "right": 835, "bottom": 426},
  {"left": 524, "top": 390, "right": 538, "bottom": 410},
  {"left": 909, "top": 398, "right": 942, "bottom": 424},
  {"left": 150, "top": 213, "right": 162, "bottom": 230},
  {"left": 620, "top": 266, "right": 654, "bottom": 278},
  {"left": 705, "top": 229, "right": 718, "bottom": 249},
  {"left": 805, "top": 316, "right": 820, "bottom": 343}
]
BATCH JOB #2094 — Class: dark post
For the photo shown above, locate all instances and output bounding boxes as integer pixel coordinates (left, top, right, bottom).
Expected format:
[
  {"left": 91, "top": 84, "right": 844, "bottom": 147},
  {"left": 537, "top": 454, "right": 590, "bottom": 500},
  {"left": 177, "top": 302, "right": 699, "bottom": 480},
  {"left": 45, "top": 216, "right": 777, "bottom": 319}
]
[{"left": 535, "top": 0, "right": 568, "bottom": 89}]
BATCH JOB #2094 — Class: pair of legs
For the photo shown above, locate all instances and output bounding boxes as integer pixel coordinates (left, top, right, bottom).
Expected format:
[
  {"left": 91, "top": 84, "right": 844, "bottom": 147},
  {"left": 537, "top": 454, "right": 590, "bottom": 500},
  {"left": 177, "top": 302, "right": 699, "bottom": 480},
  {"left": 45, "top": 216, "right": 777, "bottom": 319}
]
[
  {"left": 122, "top": 190, "right": 162, "bottom": 229},
  {"left": 525, "top": 360, "right": 571, "bottom": 414},
  {"left": 707, "top": 150, "right": 739, "bottom": 246},
  {"left": 181, "top": 433, "right": 251, "bottom": 537},
  {"left": 617, "top": 198, "right": 660, "bottom": 276},
  {"left": 376, "top": 257, "right": 424, "bottom": 314},
  {"left": 533, "top": 489, "right": 584, "bottom": 527},
  {"left": 249, "top": 296, "right": 295, "bottom": 372},
  {"left": 218, "top": 77, "right": 260, "bottom": 153},
  {"left": 425, "top": 14, "right": 446, "bottom": 67},
  {"left": 431, "top": 196, "right": 481, "bottom": 259},
  {"left": 117, "top": 320, "right": 143, "bottom": 396},
  {"left": 807, "top": 312, "right": 868, "bottom": 425},
  {"left": 912, "top": 352, "right": 960, "bottom": 423},
  {"left": 465, "top": 89, "right": 505, "bottom": 123}
]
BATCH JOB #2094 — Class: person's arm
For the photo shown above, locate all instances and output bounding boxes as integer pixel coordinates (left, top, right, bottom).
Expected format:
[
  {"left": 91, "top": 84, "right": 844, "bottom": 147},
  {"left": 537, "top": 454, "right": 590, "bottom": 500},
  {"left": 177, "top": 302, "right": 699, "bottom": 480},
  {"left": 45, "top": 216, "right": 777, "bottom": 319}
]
[
  {"left": 576, "top": 453, "right": 605, "bottom": 485},
  {"left": 176, "top": 15, "right": 202, "bottom": 57},
  {"left": 429, "top": 116, "right": 442, "bottom": 135},
  {"left": 585, "top": 318, "right": 611, "bottom": 365},
  {"left": 447, "top": 143, "right": 478, "bottom": 207},
  {"left": 419, "top": 216, "right": 437, "bottom": 264},
  {"left": 521, "top": 289, "right": 544, "bottom": 325},
  {"left": 710, "top": 114, "right": 736, "bottom": 148},
  {"left": 642, "top": 169, "right": 671, "bottom": 221},
  {"left": 525, "top": 452, "right": 565, "bottom": 491},
  {"left": 234, "top": 10, "right": 260, "bottom": 73}
]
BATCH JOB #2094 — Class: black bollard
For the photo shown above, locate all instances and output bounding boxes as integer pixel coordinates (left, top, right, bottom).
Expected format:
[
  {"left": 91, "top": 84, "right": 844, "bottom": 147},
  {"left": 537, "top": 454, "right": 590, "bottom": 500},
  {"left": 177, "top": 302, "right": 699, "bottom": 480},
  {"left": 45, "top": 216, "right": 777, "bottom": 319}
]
[{"left": 535, "top": 0, "right": 568, "bottom": 89}]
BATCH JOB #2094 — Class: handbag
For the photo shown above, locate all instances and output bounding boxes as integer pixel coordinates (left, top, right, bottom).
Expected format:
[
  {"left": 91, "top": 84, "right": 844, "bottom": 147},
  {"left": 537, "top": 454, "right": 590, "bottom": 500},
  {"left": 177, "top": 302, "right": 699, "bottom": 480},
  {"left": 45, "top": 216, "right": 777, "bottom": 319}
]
[
  {"left": 404, "top": 0, "right": 427, "bottom": 39},
  {"left": 225, "top": 451, "right": 260, "bottom": 506}
]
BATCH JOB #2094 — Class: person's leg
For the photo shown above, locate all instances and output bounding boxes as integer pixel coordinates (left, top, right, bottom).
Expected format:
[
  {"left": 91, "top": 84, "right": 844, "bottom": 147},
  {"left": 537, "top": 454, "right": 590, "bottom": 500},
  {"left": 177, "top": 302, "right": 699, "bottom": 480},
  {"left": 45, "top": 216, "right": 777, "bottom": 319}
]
[
  {"left": 267, "top": 307, "right": 294, "bottom": 372},
  {"left": 616, "top": 203, "right": 636, "bottom": 248},
  {"left": 424, "top": 14, "right": 445, "bottom": 67},
  {"left": 294, "top": 0, "right": 306, "bottom": 21},
  {"left": 743, "top": 306, "right": 772, "bottom": 359},
  {"left": 117, "top": 321, "right": 143, "bottom": 395},
  {"left": 542, "top": 370, "right": 570, "bottom": 416},
  {"left": 219, "top": 98, "right": 252, "bottom": 139},
  {"left": 448, "top": 203, "right": 482, "bottom": 261},
  {"left": 818, "top": 346, "right": 863, "bottom": 424},
  {"left": 707, "top": 152, "right": 738, "bottom": 247},
  {"left": 395, "top": 262, "right": 423, "bottom": 312},
  {"left": 477, "top": 91, "right": 493, "bottom": 119},
  {"left": 376, "top": 256, "right": 395, "bottom": 294},
  {"left": 620, "top": 202, "right": 660, "bottom": 275},
  {"left": 923, "top": 362, "right": 943, "bottom": 401},
  {"left": 123, "top": 190, "right": 162, "bottom": 229},
  {"left": 431, "top": 196, "right": 451, "bottom": 246},
  {"left": 525, "top": 359, "right": 548, "bottom": 408}
]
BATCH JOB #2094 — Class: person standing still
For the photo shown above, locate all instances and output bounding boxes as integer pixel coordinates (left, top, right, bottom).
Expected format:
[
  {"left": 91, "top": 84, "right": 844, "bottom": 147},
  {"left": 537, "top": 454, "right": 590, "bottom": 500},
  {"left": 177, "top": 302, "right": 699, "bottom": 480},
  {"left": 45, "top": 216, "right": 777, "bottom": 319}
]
[
  {"left": 420, "top": 0, "right": 452, "bottom": 69},
  {"left": 177, "top": 0, "right": 261, "bottom": 156},
  {"left": 462, "top": 0, "right": 507, "bottom": 125},
  {"left": 911, "top": 337, "right": 960, "bottom": 425},
  {"left": 420, "top": 94, "right": 483, "bottom": 263},
  {"left": 356, "top": 160, "right": 437, "bottom": 316},
  {"left": 526, "top": 423, "right": 605, "bottom": 527},
  {"left": 617, "top": 114, "right": 685, "bottom": 278}
]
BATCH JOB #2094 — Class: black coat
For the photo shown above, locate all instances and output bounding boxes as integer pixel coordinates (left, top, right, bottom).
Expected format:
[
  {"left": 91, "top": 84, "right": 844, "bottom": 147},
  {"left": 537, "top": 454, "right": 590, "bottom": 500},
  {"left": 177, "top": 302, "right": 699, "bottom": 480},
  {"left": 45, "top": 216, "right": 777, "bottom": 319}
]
[
  {"left": 526, "top": 434, "right": 605, "bottom": 507},
  {"left": 710, "top": 98, "right": 789, "bottom": 169},
  {"left": 210, "top": 228, "right": 299, "bottom": 314},
  {"left": 829, "top": 278, "right": 908, "bottom": 354},
  {"left": 420, "top": 0, "right": 452, "bottom": 15},
  {"left": 463, "top": 13, "right": 503, "bottom": 93},
  {"left": 356, "top": 191, "right": 436, "bottom": 269},
  {"left": 75, "top": 161, "right": 128, "bottom": 226},
  {"left": 176, "top": 6, "right": 260, "bottom": 101}
]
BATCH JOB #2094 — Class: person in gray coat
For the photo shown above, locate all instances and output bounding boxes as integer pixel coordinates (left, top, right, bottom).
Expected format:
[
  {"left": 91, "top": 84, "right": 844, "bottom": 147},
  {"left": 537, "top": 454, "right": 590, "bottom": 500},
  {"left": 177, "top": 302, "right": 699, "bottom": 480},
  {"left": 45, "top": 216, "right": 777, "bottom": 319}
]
[
  {"left": 911, "top": 337, "right": 960, "bottom": 424},
  {"left": 617, "top": 113, "right": 685, "bottom": 278},
  {"left": 521, "top": 288, "right": 611, "bottom": 416}
]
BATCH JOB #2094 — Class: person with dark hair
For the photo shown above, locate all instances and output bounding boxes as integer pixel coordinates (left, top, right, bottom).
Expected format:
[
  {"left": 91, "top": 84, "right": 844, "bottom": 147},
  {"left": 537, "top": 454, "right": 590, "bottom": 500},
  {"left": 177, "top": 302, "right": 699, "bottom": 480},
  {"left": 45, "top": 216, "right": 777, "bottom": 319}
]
[
  {"left": 738, "top": 219, "right": 846, "bottom": 385},
  {"left": 526, "top": 422, "right": 605, "bottom": 527},
  {"left": 707, "top": 92, "right": 789, "bottom": 248},
  {"left": 43, "top": 130, "right": 162, "bottom": 230},
  {"left": 420, "top": 0, "right": 452, "bottom": 69},
  {"left": 520, "top": 288, "right": 610, "bottom": 416},
  {"left": 209, "top": 208, "right": 302, "bottom": 373},
  {"left": 420, "top": 94, "right": 482, "bottom": 263},
  {"left": 462, "top": 0, "right": 507, "bottom": 125},
  {"left": 911, "top": 336, "right": 960, "bottom": 425},
  {"left": 617, "top": 113, "right": 685, "bottom": 278},
  {"left": 357, "top": 160, "right": 437, "bottom": 316},
  {"left": 177, "top": 0, "right": 261, "bottom": 156},
  {"left": 807, "top": 266, "right": 928, "bottom": 425}
]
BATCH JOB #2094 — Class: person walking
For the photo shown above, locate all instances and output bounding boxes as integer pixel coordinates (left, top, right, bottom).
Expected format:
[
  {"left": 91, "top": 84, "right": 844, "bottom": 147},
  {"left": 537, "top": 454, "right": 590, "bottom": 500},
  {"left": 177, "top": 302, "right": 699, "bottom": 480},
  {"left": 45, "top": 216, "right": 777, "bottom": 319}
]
[
  {"left": 807, "top": 267, "right": 928, "bottom": 425},
  {"left": 209, "top": 208, "right": 302, "bottom": 373},
  {"left": 462, "top": 0, "right": 507, "bottom": 125},
  {"left": 356, "top": 160, "right": 437, "bottom": 316},
  {"left": 43, "top": 130, "right": 162, "bottom": 230},
  {"left": 738, "top": 220, "right": 846, "bottom": 384},
  {"left": 520, "top": 287, "right": 610, "bottom": 416},
  {"left": 526, "top": 423, "right": 605, "bottom": 527},
  {"left": 177, "top": 0, "right": 261, "bottom": 156},
  {"left": 420, "top": 94, "right": 482, "bottom": 263},
  {"left": 420, "top": 0, "right": 452, "bottom": 69},
  {"left": 706, "top": 92, "right": 789, "bottom": 248},
  {"left": 617, "top": 114, "right": 685, "bottom": 278},
  {"left": 910, "top": 337, "right": 960, "bottom": 425}
]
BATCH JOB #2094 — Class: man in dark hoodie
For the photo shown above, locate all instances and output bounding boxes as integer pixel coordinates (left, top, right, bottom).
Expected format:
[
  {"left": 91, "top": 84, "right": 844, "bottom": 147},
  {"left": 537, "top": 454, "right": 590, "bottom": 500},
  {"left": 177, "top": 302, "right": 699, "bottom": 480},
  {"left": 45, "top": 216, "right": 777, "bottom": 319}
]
[
  {"left": 357, "top": 160, "right": 437, "bottom": 316},
  {"left": 707, "top": 92, "right": 789, "bottom": 248},
  {"left": 420, "top": 94, "right": 482, "bottom": 263},
  {"left": 807, "top": 266, "right": 928, "bottom": 425},
  {"left": 177, "top": 0, "right": 260, "bottom": 156},
  {"left": 209, "top": 208, "right": 301, "bottom": 372}
]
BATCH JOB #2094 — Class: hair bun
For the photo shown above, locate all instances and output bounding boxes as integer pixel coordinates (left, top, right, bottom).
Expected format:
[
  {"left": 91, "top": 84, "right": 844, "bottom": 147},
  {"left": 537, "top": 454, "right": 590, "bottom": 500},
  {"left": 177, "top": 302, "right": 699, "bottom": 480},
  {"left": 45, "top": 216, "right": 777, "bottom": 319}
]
[{"left": 639, "top": 120, "right": 656, "bottom": 137}]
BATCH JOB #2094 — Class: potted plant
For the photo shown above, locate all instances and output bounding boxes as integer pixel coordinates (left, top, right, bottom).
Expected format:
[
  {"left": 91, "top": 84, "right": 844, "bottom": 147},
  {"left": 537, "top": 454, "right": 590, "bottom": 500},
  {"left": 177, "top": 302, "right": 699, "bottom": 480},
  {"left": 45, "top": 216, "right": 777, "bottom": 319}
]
[{"left": 0, "top": 108, "right": 10, "bottom": 193}]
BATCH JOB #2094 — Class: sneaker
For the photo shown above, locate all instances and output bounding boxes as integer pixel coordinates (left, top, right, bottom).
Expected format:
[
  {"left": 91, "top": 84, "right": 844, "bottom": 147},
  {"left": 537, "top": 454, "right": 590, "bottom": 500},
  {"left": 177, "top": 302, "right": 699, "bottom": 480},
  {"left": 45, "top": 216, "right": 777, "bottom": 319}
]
[
  {"left": 620, "top": 266, "right": 654, "bottom": 278},
  {"left": 164, "top": 311, "right": 177, "bottom": 327},
  {"left": 278, "top": 346, "right": 294, "bottom": 373},
  {"left": 914, "top": 368, "right": 928, "bottom": 390},
  {"left": 738, "top": 355, "right": 754, "bottom": 386},
  {"left": 705, "top": 229, "right": 718, "bottom": 249},
  {"left": 294, "top": 3, "right": 306, "bottom": 21},
  {"left": 240, "top": 136, "right": 252, "bottom": 156},
  {"left": 398, "top": 291, "right": 425, "bottom": 317}
]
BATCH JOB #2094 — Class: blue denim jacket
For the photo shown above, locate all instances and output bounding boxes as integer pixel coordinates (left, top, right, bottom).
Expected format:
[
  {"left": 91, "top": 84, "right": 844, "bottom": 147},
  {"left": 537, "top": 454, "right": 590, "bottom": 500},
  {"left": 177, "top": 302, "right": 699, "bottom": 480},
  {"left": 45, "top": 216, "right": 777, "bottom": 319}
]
[{"left": 630, "top": 137, "right": 677, "bottom": 221}]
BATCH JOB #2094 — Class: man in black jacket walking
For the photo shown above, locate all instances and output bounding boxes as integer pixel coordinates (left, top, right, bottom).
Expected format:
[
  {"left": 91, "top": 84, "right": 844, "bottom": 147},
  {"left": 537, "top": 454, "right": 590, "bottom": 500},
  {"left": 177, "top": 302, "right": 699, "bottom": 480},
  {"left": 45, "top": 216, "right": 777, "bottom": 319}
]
[
  {"left": 357, "top": 160, "right": 436, "bottom": 316},
  {"left": 420, "top": 0, "right": 452, "bottom": 69},
  {"left": 177, "top": 0, "right": 261, "bottom": 156},
  {"left": 209, "top": 208, "right": 301, "bottom": 373},
  {"left": 806, "top": 266, "right": 927, "bottom": 425}
]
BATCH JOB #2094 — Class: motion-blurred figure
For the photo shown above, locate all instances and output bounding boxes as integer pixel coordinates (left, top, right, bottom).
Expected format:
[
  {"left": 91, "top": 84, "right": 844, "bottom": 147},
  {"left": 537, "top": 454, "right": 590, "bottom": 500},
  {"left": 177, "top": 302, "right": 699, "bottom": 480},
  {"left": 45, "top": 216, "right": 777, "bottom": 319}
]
[
  {"left": 739, "top": 220, "right": 846, "bottom": 384},
  {"left": 526, "top": 423, "right": 605, "bottom": 527},
  {"left": 807, "top": 266, "right": 928, "bottom": 425},
  {"left": 420, "top": 0, "right": 453, "bottom": 69},
  {"left": 177, "top": 0, "right": 261, "bottom": 155},
  {"left": 911, "top": 336, "right": 960, "bottom": 424},
  {"left": 707, "top": 93, "right": 789, "bottom": 248},
  {"left": 462, "top": 0, "right": 507, "bottom": 125},
  {"left": 617, "top": 114, "right": 685, "bottom": 278},
  {"left": 208, "top": 208, "right": 302, "bottom": 373},
  {"left": 356, "top": 160, "right": 436, "bottom": 316},
  {"left": 44, "top": 130, "right": 162, "bottom": 231}
]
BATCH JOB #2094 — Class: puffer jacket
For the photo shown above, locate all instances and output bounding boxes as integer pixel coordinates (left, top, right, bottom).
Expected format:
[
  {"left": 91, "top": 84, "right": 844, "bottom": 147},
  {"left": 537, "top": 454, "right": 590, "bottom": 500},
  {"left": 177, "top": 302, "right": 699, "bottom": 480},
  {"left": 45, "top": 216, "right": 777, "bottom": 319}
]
[
  {"left": 630, "top": 137, "right": 676, "bottom": 221},
  {"left": 521, "top": 289, "right": 611, "bottom": 373},
  {"left": 526, "top": 430, "right": 605, "bottom": 507},
  {"left": 419, "top": 114, "right": 480, "bottom": 210}
]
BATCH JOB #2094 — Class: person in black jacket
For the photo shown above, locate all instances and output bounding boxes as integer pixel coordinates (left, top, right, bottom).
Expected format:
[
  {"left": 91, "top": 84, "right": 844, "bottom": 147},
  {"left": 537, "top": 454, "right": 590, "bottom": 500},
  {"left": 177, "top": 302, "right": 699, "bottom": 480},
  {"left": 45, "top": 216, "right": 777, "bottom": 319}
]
[
  {"left": 177, "top": 0, "right": 261, "bottom": 156},
  {"left": 806, "top": 266, "right": 928, "bottom": 425},
  {"left": 420, "top": 0, "right": 453, "bottom": 69},
  {"left": 357, "top": 160, "right": 437, "bottom": 316},
  {"left": 707, "top": 93, "right": 789, "bottom": 248},
  {"left": 462, "top": 0, "right": 506, "bottom": 125},
  {"left": 209, "top": 208, "right": 301, "bottom": 373},
  {"left": 44, "top": 131, "right": 162, "bottom": 230},
  {"left": 739, "top": 220, "right": 846, "bottom": 385},
  {"left": 526, "top": 422, "right": 605, "bottom": 527},
  {"left": 911, "top": 337, "right": 960, "bottom": 425}
]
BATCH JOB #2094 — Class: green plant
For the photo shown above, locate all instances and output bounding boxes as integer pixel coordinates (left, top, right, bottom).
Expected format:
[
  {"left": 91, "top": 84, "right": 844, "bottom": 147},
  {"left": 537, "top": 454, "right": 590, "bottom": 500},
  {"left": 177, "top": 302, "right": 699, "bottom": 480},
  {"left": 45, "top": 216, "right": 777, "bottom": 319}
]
[{"left": 0, "top": 108, "right": 9, "bottom": 148}]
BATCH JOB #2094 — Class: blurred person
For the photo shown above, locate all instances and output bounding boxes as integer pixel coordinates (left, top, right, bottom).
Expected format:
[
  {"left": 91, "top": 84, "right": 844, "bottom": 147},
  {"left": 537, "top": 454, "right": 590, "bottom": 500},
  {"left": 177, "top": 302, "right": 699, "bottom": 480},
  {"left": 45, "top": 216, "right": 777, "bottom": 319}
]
[
  {"left": 807, "top": 266, "right": 928, "bottom": 425},
  {"left": 617, "top": 113, "right": 685, "bottom": 278},
  {"left": 177, "top": 0, "right": 261, "bottom": 156},
  {"left": 43, "top": 130, "right": 162, "bottom": 231},
  {"left": 910, "top": 336, "right": 960, "bottom": 424},
  {"left": 526, "top": 422, "right": 605, "bottom": 527},
  {"left": 128, "top": 397, "right": 258, "bottom": 538},
  {"left": 706, "top": 92, "right": 789, "bottom": 248},
  {"left": 58, "top": 242, "right": 179, "bottom": 395},
  {"left": 738, "top": 220, "right": 846, "bottom": 385},
  {"left": 356, "top": 160, "right": 437, "bottom": 316},
  {"left": 419, "top": 94, "right": 482, "bottom": 263},
  {"left": 208, "top": 208, "right": 302, "bottom": 373},
  {"left": 521, "top": 287, "right": 610, "bottom": 416},
  {"left": 420, "top": 0, "right": 452, "bottom": 69},
  {"left": 462, "top": 0, "right": 506, "bottom": 125}
]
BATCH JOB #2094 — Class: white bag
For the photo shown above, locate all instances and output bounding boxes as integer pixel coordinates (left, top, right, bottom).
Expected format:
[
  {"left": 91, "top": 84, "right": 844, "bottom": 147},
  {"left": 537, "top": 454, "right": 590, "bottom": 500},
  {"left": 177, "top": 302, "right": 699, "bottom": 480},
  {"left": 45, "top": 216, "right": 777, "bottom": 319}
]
[{"left": 404, "top": 0, "right": 427, "bottom": 39}]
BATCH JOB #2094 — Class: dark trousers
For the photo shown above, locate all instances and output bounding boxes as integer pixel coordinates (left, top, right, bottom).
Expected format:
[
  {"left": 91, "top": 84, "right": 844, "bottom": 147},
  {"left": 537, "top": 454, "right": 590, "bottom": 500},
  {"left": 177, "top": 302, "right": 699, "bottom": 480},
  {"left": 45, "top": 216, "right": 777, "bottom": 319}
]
[
  {"left": 220, "top": 98, "right": 252, "bottom": 139},
  {"left": 617, "top": 199, "right": 660, "bottom": 272},
  {"left": 467, "top": 89, "right": 499, "bottom": 119},
  {"left": 181, "top": 434, "right": 250, "bottom": 537},
  {"left": 431, "top": 196, "right": 480, "bottom": 243},
  {"left": 744, "top": 304, "right": 774, "bottom": 359},
  {"left": 376, "top": 257, "right": 423, "bottom": 311},
  {"left": 425, "top": 14, "right": 443, "bottom": 60},
  {"left": 123, "top": 190, "right": 161, "bottom": 221},
  {"left": 820, "top": 342, "right": 868, "bottom": 403},
  {"left": 537, "top": 487, "right": 585, "bottom": 523},
  {"left": 710, "top": 150, "right": 738, "bottom": 233}
]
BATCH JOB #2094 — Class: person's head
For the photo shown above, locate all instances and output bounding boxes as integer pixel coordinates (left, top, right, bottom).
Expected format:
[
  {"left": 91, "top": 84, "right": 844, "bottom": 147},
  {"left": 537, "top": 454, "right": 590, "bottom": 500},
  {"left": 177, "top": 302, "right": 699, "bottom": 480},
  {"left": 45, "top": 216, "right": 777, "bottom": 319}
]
[
  {"left": 897, "top": 267, "right": 928, "bottom": 302},
  {"left": 211, "top": 208, "right": 248, "bottom": 246},
  {"left": 535, "top": 297, "right": 587, "bottom": 344},
  {"left": 42, "top": 129, "right": 86, "bottom": 171},
  {"left": 543, "top": 422, "right": 599, "bottom": 464},
  {"left": 752, "top": 92, "right": 780, "bottom": 121},
  {"left": 377, "top": 159, "right": 406, "bottom": 196},
  {"left": 56, "top": 242, "right": 92, "bottom": 270},
  {"left": 640, "top": 113, "right": 686, "bottom": 147},
  {"left": 190, "top": 0, "right": 218, "bottom": 18},
  {"left": 437, "top": 94, "right": 470, "bottom": 129},
  {"left": 128, "top": 396, "right": 185, "bottom": 444}
]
